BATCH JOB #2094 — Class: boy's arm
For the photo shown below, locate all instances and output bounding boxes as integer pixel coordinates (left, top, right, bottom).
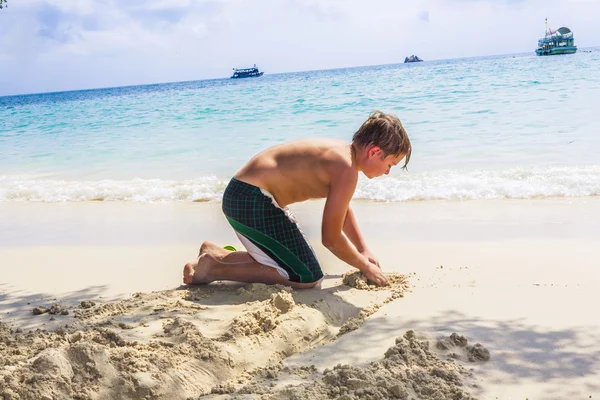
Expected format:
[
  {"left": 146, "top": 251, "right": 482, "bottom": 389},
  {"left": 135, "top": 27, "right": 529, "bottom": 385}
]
[
  {"left": 322, "top": 167, "right": 387, "bottom": 286},
  {"left": 343, "top": 206, "right": 367, "bottom": 253},
  {"left": 343, "top": 206, "right": 380, "bottom": 267}
]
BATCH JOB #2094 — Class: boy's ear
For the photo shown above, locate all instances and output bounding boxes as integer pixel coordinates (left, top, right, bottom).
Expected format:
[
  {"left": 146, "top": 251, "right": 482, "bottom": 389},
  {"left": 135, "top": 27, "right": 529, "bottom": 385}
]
[{"left": 368, "top": 145, "right": 382, "bottom": 158}]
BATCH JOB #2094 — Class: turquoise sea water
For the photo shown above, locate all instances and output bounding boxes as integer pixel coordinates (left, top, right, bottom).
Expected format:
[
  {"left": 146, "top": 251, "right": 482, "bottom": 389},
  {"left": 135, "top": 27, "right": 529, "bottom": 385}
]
[{"left": 1, "top": 50, "right": 599, "bottom": 203}]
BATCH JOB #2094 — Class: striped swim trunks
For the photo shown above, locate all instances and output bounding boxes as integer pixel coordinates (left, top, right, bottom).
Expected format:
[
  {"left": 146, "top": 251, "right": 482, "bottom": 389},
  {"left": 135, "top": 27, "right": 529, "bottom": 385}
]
[{"left": 222, "top": 177, "right": 323, "bottom": 284}]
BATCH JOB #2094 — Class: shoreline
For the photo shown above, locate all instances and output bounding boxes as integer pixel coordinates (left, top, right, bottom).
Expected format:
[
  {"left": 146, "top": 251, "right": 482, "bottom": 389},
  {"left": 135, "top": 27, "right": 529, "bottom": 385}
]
[{"left": 1, "top": 196, "right": 599, "bottom": 247}]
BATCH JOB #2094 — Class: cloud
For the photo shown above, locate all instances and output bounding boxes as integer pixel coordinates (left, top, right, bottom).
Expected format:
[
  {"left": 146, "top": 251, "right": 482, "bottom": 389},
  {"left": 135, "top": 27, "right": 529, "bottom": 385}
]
[
  {"left": 118, "top": 1, "right": 196, "bottom": 26},
  {"left": 0, "top": 0, "right": 599, "bottom": 95},
  {"left": 35, "top": 3, "right": 79, "bottom": 43}
]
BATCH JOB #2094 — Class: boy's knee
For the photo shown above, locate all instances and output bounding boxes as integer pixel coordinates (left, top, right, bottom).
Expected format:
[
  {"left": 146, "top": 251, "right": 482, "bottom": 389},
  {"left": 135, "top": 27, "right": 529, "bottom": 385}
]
[
  {"left": 288, "top": 277, "right": 323, "bottom": 289},
  {"left": 308, "top": 278, "right": 323, "bottom": 289}
]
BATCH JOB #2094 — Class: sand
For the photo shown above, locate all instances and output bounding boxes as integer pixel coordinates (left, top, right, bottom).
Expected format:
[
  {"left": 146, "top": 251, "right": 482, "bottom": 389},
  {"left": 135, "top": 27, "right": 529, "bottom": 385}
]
[
  {"left": 1, "top": 197, "right": 600, "bottom": 399},
  {"left": 1, "top": 274, "right": 418, "bottom": 400},
  {"left": 0, "top": 272, "right": 494, "bottom": 400},
  {"left": 221, "top": 330, "right": 488, "bottom": 400}
]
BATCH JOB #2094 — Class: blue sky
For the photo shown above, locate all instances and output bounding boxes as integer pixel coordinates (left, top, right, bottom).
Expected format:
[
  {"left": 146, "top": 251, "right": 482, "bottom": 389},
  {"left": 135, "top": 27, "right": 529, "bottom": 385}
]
[{"left": 0, "top": 0, "right": 598, "bottom": 96}]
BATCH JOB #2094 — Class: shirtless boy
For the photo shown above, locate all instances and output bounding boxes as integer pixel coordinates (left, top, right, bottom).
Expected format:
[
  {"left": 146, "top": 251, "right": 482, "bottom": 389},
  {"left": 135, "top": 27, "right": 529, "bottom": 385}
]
[{"left": 183, "top": 110, "right": 411, "bottom": 288}]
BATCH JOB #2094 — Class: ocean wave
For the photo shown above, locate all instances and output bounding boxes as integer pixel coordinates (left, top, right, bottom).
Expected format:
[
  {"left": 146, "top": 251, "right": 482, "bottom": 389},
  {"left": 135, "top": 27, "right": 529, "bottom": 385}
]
[
  {"left": 1, "top": 165, "right": 599, "bottom": 203},
  {"left": 355, "top": 165, "right": 600, "bottom": 201},
  {"left": 0, "top": 176, "right": 227, "bottom": 203}
]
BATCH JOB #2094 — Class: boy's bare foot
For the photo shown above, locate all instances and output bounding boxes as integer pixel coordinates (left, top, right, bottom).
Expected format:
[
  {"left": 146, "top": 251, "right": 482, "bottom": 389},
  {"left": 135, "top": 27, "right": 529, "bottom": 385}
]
[
  {"left": 183, "top": 254, "right": 217, "bottom": 285},
  {"left": 192, "top": 254, "right": 217, "bottom": 284},
  {"left": 199, "top": 241, "right": 230, "bottom": 260},
  {"left": 183, "top": 259, "right": 198, "bottom": 284}
]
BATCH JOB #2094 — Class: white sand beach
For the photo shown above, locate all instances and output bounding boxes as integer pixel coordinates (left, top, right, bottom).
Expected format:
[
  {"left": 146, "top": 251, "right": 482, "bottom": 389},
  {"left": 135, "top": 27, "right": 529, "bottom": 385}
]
[{"left": 1, "top": 197, "right": 600, "bottom": 399}]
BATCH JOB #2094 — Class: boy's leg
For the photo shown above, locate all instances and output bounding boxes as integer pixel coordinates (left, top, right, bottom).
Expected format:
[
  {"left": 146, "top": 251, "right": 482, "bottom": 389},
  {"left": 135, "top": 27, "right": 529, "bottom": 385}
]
[
  {"left": 209, "top": 177, "right": 323, "bottom": 287},
  {"left": 183, "top": 241, "right": 255, "bottom": 284},
  {"left": 183, "top": 252, "right": 320, "bottom": 289},
  {"left": 198, "top": 241, "right": 254, "bottom": 263}
]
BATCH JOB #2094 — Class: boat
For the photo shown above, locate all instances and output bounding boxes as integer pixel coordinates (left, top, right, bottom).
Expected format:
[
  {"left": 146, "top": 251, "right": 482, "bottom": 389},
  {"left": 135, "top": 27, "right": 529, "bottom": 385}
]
[
  {"left": 404, "top": 55, "right": 423, "bottom": 63},
  {"left": 535, "top": 20, "right": 577, "bottom": 56},
  {"left": 230, "top": 64, "right": 264, "bottom": 79}
]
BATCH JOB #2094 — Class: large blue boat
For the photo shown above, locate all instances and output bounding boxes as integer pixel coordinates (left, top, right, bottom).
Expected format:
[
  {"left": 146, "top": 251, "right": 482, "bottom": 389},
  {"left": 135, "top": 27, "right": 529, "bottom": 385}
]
[
  {"left": 230, "top": 65, "right": 264, "bottom": 79},
  {"left": 536, "top": 20, "right": 577, "bottom": 56}
]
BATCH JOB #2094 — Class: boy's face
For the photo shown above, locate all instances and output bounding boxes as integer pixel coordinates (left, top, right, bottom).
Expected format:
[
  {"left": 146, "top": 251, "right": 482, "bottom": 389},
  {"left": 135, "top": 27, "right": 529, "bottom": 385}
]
[{"left": 364, "top": 146, "right": 405, "bottom": 179}]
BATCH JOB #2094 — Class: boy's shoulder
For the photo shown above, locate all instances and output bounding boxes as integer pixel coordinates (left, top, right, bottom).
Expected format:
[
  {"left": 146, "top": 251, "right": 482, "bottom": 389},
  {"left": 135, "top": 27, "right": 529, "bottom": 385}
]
[
  {"left": 309, "top": 138, "right": 355, "bottom": 169},
  {"left": 318, "top": 140, "right": 358, "bottom": 182}
]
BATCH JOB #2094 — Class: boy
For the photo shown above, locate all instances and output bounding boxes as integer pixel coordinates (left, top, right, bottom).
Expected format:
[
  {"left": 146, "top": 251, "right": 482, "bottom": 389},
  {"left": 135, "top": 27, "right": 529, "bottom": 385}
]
[{"left": 183, "top": 111, "right": 411, "bottom": 288}]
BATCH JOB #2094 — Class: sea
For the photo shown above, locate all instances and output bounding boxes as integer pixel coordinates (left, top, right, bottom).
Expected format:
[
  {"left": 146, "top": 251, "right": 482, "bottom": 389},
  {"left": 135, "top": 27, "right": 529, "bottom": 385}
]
[{"left": 1, "top": 50, "right": 599, "bottom": 204}]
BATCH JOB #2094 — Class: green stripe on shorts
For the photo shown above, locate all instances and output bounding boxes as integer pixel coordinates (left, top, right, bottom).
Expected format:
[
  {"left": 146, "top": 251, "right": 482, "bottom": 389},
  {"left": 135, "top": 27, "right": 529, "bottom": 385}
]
[{"left": 226, "top": 216, "right": 315, "bottom": 283}]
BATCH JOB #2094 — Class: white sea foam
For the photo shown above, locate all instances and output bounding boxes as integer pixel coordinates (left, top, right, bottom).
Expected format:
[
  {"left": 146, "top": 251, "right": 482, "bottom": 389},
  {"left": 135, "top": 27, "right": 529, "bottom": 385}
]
[
  {"left": 355, "top": 165, "right": 600, "bottom": 201},
  {"left": 0, "top": 175, "right": 227, "bottom": 203},
  {"left": 1, "top": 165, "right": 599, "bottom": 203}
]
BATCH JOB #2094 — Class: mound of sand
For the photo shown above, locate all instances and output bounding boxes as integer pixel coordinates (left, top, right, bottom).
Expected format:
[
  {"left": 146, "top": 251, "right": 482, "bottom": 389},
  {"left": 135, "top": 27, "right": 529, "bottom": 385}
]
[
  {"left": 0, "top": 275, "right": 491, "bottom": 400},
  {"left": 0, "top": 278, "right": 410, "bottom": 400},
  {"left": 221, "top": 330, "right": 489, "bottom": 399},
  {"left": 436, "top": 332, "right": 491, "bottom": 362}
]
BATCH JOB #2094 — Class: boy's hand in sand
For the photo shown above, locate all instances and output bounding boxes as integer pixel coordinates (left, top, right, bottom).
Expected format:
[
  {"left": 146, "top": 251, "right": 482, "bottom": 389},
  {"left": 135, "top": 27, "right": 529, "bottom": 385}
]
[{"left": 363, "top": 262, "right": 388, "bottom": 286}]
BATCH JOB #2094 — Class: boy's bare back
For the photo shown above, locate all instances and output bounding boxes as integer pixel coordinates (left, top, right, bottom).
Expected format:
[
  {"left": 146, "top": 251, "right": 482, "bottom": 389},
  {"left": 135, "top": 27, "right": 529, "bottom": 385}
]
[{"left": 235, "top": 138, "right": 355, "bottom": 208}]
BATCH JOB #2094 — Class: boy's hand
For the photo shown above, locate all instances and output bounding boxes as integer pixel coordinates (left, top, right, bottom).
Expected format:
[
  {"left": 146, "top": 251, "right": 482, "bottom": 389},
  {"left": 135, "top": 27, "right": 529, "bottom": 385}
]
[
  {"left": 360, "top": 249, "right": 381, "bottom": 269},
  {"left": 363, "top": 262, "right": 388, "bottom": 286}
]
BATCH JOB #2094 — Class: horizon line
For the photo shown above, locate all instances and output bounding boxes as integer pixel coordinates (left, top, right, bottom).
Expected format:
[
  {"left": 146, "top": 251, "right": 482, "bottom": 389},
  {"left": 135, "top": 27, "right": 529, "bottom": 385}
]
[{"left": 1, "top": 47, "right": 598, "bottom": 99}]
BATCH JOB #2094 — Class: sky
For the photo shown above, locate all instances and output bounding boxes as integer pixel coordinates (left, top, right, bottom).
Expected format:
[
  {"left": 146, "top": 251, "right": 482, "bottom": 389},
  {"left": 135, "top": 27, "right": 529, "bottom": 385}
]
[{"left": 0, "top": 0, "right": 598, "bottom": 96}]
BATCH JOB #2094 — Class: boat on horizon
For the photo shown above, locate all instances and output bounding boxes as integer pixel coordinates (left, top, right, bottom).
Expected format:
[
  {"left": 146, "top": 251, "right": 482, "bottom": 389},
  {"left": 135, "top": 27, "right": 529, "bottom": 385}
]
[
  {"left": 230, "top": 64, "right": 264, "bottom": 79},
  {"left": 535, "top": 19, "right": 577, "bottom": 56}
]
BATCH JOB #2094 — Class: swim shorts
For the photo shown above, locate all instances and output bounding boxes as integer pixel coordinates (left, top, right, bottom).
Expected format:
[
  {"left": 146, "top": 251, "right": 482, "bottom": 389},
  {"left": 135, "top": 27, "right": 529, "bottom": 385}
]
[{"left": 222, "top": 177, "right": 323, "bottom": 283}]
